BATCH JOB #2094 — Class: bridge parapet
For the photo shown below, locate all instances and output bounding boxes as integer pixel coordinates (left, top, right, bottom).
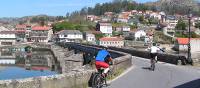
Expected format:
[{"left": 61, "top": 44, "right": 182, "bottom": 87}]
[{"left": 109, "top": 47, "right": 188, "bottom": 65}]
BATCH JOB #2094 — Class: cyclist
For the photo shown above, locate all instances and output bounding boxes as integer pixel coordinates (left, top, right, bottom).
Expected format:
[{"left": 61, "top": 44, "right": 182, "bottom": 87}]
[
  {"left": 95, "top": 47, "right": 113, "bottom": 77},
  {"left": 148, "top": 43, "right": 164, "bottom": 70}
]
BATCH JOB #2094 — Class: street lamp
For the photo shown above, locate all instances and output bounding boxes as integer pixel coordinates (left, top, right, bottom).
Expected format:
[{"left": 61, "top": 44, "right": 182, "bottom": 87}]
[{"left": 187, "top": 7, "right": 193, "bottom": 65}]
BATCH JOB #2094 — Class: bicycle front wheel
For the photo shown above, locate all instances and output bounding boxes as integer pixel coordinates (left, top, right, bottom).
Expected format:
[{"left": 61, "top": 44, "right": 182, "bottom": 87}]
[{"left": 92, "top": 74, "right": 104, "bottom": 88}]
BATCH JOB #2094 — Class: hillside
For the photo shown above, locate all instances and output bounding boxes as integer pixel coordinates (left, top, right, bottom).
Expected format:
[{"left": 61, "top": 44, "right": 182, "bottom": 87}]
[
  {"left": 146, "top": 0, "right": 200, "bottom": 15},
  {"left": 0, "top": 15, "right": 65, "bottom": 25}
]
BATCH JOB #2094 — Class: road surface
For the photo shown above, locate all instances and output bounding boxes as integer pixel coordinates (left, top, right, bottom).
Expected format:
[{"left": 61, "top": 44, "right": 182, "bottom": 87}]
[{"left": 108, "top": 57, "right": 200, "bottom": 88}]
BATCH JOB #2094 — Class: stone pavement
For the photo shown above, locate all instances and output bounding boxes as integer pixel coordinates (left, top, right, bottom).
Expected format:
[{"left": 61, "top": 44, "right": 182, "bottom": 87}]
[{"left": 108, "top": 57, "right": 200, "bottom": 88}]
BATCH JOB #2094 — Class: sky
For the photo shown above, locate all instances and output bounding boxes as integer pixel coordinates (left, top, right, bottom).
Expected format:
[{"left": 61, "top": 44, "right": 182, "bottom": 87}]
[{"left": 0, "top": 0, "right": 157, "bottom": 17}]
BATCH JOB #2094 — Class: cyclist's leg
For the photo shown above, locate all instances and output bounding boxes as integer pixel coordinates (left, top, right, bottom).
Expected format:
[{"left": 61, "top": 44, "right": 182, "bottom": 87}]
[
  {"left": 150, "top": 53, "right": 154, "bottom": 67},
  {"left": 155, "top": 53, "right": 158, "bottom": 63}
]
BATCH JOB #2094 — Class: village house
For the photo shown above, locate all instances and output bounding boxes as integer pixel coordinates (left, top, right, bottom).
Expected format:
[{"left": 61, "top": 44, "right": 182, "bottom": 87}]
[
  {"left": 174, "top": 38, "right": 200, "bottom": 52},
  {"left": 192, "top": 16, "right": 200, "bottom": 26},
  {"left": 114, "top": 27, "right": 122, "bottom": 32},
  {"left": 117, "top": 12, "right": 131, "bottom": 23},
  {"left": 30, "top": 26, "right": 53, "bottom": 42},
  {"left": 83, "top": 31, "right": 96, "bottom": 44},
  {"left": 99, "top": 37, "right": 124, "bottom": 47},
  {"left": 122, "top": 26, "right": 131, "bottom": 32},
  {"left": 87, "top": 15, "right": 98, "bottom": 22},
  {"left": 0, "top": 31, "right": 16, "bottom": 46},
  {"left": 15, "top": 24, "right": 32, "bottom": 42},
  {"left": 134, "top": 30, "right": 146, "bottom": 41},
  {"left": 99, "top": 22, "right": 113, "bottom": 36},
  {"left": 165, "top": 15, "right": 178, "bottom": 30},
  {"left": 121, "top": 26, "right": 131, "bottom": 37},
  {"left": 131, "top": 10, "right": 138, "bottom": 15},
  {"left": 173, "top": 38, "right": 200, "bottom": 60},
  {"left": 113, "top": 26, "right": 130, "bottom": 32},
  {"left": 104, "top": 12, "right": 114, "bottom": 17},
  {"left": 56, "top": 30, "right": 83, "bottom": 43},
  {"left": 101, "top": 17, "right": 111, "bottom": 22}
]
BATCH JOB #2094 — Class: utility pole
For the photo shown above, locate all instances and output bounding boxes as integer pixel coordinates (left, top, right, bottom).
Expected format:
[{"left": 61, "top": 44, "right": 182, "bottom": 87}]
[{"left": 187, "top": 7, "right": 193, "bottom": 65}]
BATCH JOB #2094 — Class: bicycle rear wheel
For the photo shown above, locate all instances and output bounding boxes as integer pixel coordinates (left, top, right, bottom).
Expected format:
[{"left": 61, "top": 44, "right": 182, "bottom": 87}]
[{"left": 151, "top": 59, "right": 156, "bottom": 71}]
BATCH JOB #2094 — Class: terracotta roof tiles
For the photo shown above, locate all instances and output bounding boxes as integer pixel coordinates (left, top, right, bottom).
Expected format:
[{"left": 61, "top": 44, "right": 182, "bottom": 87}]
[
  {"left": 32, "top": 26, "right": 51, "bottom": 31},
  {"left": 177, "top": 38, "right": 200, "bottom": 45},
  {"left": 99, "top": 37, "right": 123, "bottom": 41}
]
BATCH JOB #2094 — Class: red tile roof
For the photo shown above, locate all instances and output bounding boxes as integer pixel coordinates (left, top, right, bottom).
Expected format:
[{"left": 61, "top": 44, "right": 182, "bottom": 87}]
[
  {"left": 16, "top": 25, "right": 26, "bottom": 29},
  {"left": 99, "top": 37, "right": 123, "bottom": 41},
  {"left": 177, "top": 38, "right": 189, "bottom": 45},
  {"left": 99, "top": 23, "right": 112, "bottom": 26},
  {"left": 177, "top": 38, "right": 200, "bottom": 45},
  {"left": 32, "top": 26, "right": 51, "bottom": 31}
]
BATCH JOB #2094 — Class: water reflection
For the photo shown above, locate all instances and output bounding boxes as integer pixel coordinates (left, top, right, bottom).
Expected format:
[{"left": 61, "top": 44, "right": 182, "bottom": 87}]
[{"left": 0, "top": 49, "right": 61, "bottom": 80}]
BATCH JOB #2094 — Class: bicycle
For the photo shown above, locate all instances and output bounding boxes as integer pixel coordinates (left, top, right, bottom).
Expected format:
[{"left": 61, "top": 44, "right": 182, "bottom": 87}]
[{"left": 92, "top": 68, "right": 109, "bottom": 88}]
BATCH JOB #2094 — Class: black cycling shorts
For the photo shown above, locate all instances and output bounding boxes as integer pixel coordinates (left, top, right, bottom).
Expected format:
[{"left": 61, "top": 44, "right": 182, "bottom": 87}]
[{"left": 150, "top": 53, "right": 158, "bottom": 59}]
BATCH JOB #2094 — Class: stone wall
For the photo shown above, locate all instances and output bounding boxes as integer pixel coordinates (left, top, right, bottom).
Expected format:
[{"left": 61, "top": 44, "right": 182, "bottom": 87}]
[
  {"left": 192, "top": 52, "right": 200, "bottom": 65},
  {"left": 110, "top": 50, "right": 132, "bottom": 73},
  {"left": 0, "top": 69, "right": 94, "bottom": 88},
  {"left": 62, "top": 54, "right": 83, "bottom": 73}
]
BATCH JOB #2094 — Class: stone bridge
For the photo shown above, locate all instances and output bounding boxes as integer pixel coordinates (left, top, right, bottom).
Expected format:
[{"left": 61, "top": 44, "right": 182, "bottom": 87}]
[
  {"left": 0, "top": 42, "right": 132, "bottom": 88},
  {"left": 0, "top": 42, "right": 199, "bottom": 88}
]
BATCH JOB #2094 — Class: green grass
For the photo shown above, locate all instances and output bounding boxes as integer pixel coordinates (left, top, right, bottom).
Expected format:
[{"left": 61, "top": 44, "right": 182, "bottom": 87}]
[{"left": 107, "top": 68, "right": 125, "bottom": 81}]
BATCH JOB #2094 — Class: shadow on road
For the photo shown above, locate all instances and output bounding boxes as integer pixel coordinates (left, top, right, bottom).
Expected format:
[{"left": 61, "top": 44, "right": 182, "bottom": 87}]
[
  {"left": 174, "top": 79, "right": 200, "bottom": 88},
  {"left": 142, "top": 67, "right": 151, "bottom": 70}
]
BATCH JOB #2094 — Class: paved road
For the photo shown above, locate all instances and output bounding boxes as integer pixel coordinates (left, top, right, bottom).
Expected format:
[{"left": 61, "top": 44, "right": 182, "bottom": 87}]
[{"left": 108, "top": 57, "right": 200, "bottom": 88}]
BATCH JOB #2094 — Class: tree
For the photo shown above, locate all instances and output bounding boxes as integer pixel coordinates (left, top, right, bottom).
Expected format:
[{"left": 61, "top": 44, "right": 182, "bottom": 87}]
[
  {"left": 148, "top": 17, "right": 159, "bottom": 25},
  {"left": 138, "top": 15, "right": 144, "bottom": 23},
  {"left": 175, "top": 19, "right": 187, "bottom": 31},
  {"left": 195, "top": 21, "right": 200, "bottom": 29}
]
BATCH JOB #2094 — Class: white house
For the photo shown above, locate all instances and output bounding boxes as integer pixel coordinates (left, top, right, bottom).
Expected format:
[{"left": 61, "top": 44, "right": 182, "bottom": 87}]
[
  {"left": 99, "top": 23, "right": 112, "bottom": 36},
  {"left": 56, "top": 30, "right": 83, "bottom": 42},
  {"left": 85, "top": 32, "right": 96, "bottom": 43},
  {"left": 165, "top": 16, "right": 178, "bottom": 30},
  {"left": 174, "top": 38, "right": 200, "bottom": 52},
  {"left": 134, "top": 30, "right": 146, "bottom": 41},
  {"left": 174, "top": 38, "right": 200, "bottom": 60},
  {"left": 99, "top": 37, "right": 124, "bottom": 47},
  {"left": 31, "top": 26, "right": 53, "bottom": 42},
  {"left": 0, "top": 31, "right": 16, "bottom": 46},
  {"left": 122, "top": 26, "right": 131, "bottom": 32}
]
